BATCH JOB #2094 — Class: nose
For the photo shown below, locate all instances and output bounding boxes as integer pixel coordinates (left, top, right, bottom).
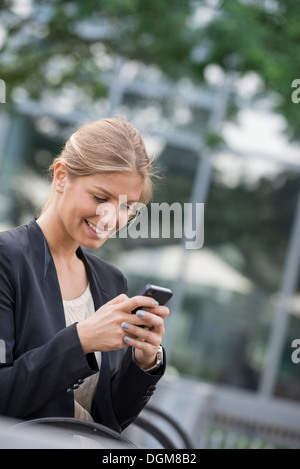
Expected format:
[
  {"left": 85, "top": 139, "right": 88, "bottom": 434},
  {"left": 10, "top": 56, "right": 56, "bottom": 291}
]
[{"left": 96, "top": 202, "right": 118, "bottom": 232}]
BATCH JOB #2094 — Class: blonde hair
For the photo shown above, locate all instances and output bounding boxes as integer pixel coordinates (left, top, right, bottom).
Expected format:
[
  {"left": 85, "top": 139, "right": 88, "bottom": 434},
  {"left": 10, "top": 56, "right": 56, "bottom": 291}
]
[{"left": 41, "top": 117, "right": 154, "bottom": 214}]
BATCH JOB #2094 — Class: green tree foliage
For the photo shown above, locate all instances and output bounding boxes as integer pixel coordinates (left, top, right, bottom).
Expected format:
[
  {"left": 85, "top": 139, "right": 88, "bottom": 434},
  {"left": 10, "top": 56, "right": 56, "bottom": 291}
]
[
  {"left": 0, "top": 0, "right": 193, "bottom": 103},
  {"left": 200, "top": 0, "right": 300, "bottom": 140},
  {"left": 1, "top": 0, "right": 299, "bottom": 139}
]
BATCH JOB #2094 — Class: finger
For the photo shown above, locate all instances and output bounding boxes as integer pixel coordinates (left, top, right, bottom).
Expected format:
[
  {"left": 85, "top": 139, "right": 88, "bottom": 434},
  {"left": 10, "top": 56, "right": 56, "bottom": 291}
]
[
  {"left": 136, "top": 309, "right": 167, "bottom": 328},
  {"left": 134, "top": 309, "right": 168, "bottom": 329},
  {"left": 121, "top": 295, "right": 159, "bottom": 313},
  {"left": 123, "top": 310, "right": 164, "bottom": 331},
  {"left": 123, "top": 335, "right": 159, "bottom": 352},
  {"left": 143, "top": 305, "right": 170, "bottom": 319},
  {"left": 122, "top": 322, "right": 162, "bottom": 345},
  {"left": 106, "top": 293, "right": 129, "bottom": 306}
]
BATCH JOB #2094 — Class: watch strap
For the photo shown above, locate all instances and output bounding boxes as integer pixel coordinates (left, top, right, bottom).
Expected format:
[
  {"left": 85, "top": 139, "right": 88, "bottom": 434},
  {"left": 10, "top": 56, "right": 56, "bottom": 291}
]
[{"left": 144, "top": 345, "right": 163, "bottom": 372}]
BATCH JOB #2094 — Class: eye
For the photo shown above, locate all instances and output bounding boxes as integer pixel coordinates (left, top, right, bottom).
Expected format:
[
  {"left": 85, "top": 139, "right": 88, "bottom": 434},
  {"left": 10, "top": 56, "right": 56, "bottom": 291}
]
[
  {"left": 94, "top": 195, "right": 107, "bottom": 203},
  {"left": 119, "top": 203, "right": 131, "bottom": 212},
  {"left": 120, "top": 203, "right": 140, "bottom": 216}
]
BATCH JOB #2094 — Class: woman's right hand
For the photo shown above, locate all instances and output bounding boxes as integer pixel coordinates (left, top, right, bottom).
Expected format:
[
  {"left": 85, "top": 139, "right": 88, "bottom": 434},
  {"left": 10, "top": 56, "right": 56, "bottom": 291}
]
[{"left": 76, "top": 293, "right": 159, "bottom": 354}]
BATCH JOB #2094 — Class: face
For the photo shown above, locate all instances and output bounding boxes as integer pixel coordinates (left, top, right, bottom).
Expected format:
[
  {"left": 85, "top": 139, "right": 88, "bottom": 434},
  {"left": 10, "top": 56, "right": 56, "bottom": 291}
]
[{"left": 53, "top": 163, "right": 144, "bottom": 249}]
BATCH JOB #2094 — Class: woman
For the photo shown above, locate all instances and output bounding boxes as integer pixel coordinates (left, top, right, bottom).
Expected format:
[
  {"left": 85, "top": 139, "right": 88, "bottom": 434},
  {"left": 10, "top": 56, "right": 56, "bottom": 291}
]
[{"left": 0, "top": 117, "right": 169, "bottom": 433}]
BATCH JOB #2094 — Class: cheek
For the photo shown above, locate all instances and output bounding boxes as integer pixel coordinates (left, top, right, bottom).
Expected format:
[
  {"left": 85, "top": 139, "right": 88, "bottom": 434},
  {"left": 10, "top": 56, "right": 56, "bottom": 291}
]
[
  {"left": 60, "top": 192, "right": 90, "bottom": 223},
  {"left": 73, "top": 191, "right": 92, "bottom": 213}
]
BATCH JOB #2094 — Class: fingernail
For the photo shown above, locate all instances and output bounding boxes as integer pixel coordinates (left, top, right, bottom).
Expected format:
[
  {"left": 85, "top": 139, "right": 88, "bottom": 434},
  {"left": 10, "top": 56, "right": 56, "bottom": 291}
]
[
  {"left": 122, "top": 322, "right": 130, "bottom": 330},
  {"left": 124, "top": 336, "right": 131, "bottom": 343},
  {"left": 137, "top": 310, "right": 145, "bottom": 317},
  {"left": 155, "top": 301, "right": 159, "bottom": 306}
]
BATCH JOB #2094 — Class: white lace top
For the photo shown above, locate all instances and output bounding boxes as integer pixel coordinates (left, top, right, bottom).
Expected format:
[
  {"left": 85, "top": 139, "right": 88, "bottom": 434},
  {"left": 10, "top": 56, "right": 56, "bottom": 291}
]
[{"left": 63, "top": 284, "right": 101, "bottom": 422}]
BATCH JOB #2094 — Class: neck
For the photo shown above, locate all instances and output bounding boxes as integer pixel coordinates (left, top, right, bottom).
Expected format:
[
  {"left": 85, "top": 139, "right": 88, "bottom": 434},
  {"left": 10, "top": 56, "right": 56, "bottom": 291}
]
[{"left": 36, "top": 208, "right": 79, "bottom": 263}]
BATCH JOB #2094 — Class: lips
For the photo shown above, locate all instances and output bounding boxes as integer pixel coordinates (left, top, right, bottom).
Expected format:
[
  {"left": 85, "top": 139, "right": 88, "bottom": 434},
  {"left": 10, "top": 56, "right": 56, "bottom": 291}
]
[{"left": 85, "top": 219, "right": 108, "bottom": 239}]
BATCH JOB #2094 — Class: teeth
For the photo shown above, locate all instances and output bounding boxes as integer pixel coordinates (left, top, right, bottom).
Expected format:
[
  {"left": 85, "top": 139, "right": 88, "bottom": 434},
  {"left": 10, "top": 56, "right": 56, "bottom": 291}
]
[{"left": 87, "top": 221, "right": 104, "bottom": 235}]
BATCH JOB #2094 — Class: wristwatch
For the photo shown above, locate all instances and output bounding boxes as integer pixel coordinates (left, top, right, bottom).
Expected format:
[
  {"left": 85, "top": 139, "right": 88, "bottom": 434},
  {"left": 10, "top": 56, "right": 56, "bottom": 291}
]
[{"left": 145, "top": 345, "right": 163, "bottom": 372}]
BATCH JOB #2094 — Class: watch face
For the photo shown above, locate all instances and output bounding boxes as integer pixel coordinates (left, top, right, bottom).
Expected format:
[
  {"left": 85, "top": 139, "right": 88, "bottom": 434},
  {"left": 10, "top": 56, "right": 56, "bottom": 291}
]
[{"left": 156, "top": 346, "right": 163, "bottom": 365}]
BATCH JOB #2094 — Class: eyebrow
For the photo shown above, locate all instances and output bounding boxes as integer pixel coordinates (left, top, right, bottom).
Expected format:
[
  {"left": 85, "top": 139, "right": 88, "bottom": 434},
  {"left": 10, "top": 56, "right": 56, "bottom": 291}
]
[{"left": 92, "top": 185, "right": 139, "bottom": 204}]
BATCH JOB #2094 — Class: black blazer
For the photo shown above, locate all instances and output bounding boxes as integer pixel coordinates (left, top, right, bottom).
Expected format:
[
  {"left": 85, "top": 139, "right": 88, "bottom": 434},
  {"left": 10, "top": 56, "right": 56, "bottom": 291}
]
[{"left": 0, "top": 219, "right": 165, "bottom": 432}]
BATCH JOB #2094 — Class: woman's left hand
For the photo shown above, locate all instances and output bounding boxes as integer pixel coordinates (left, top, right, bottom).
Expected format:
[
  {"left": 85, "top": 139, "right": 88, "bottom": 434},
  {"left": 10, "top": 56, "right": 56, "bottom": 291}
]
[{"left": 121, "top": 304, "right": 170, "bottom": 370}]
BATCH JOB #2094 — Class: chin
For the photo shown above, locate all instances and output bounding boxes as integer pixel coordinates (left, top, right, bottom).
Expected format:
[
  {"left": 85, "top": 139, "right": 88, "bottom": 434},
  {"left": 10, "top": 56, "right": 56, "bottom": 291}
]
[{"left": 81, "top": 238, "right": 107, "bottom": 250}]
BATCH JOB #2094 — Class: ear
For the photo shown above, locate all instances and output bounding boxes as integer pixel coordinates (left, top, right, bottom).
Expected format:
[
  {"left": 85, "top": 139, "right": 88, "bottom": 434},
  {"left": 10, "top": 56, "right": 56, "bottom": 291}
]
[{"left": 53, "top": 161, "right": 68, "bottom": 194}]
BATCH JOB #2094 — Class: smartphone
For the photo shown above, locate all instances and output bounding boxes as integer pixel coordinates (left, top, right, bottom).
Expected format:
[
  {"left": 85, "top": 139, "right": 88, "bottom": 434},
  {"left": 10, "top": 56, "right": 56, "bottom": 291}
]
[{"left": 132, "top": 284, "right": 173, "bottom": 314}]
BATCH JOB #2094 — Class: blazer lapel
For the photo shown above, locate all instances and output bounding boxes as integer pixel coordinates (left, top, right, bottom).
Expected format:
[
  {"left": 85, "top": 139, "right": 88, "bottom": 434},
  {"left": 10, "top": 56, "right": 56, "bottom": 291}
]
[
  {"left": 27, "top": 219, "right": 111, "bottom": 333},
  {"left": 27, "top": 218, "right": 66, "bottom": 332},
  {"left": 76, "top": 246, "right": 112, "bottom": 310}
]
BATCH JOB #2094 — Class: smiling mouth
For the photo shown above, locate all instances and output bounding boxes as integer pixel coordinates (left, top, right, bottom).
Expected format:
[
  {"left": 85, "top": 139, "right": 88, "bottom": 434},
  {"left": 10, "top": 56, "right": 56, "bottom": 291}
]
[{"left": 85, "top": 220, "right": 108, "bottom": 239}]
